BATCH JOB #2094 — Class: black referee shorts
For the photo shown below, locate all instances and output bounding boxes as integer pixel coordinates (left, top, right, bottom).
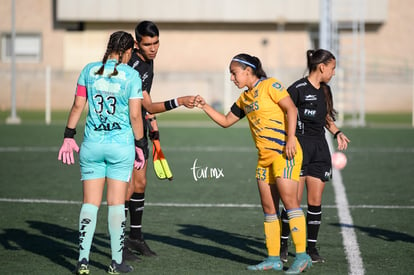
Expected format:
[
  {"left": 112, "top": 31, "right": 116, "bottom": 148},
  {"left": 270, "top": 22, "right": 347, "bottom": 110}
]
[{"left": 297, "top": 135, "right": 332, "bottom": 182}]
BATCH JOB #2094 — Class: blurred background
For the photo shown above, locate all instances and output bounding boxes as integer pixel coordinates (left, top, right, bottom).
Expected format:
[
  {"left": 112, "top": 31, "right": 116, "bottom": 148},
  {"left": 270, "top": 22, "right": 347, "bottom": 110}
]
[{"left": 0, "top": 0, "right": 412, "bottom": 126}]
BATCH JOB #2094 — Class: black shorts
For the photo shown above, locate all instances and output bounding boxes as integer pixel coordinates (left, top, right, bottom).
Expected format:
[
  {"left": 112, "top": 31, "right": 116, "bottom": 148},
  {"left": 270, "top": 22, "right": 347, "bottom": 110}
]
[{"left": 297, "top": 135, "right": 332, "bottom": 182}]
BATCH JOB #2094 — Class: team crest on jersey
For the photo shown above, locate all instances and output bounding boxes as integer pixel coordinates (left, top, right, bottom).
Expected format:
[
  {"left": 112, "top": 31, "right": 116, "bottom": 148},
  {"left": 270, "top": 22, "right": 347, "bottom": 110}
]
[{"left": 272, "top": 82, "right": 283, "bottom": 90}]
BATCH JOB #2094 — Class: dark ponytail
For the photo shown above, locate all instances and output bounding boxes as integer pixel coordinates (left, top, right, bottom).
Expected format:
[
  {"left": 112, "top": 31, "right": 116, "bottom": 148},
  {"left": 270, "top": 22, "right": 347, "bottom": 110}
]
[
  {"left": 231, "top": 53, "right": 267, "bottom": 78},
  {"left": 307, "top": 49, "right": 337, "bottom": 126},
  {"left": 306, "top": 49, "right": 335, "bottom": 74},
  {"left": 321, "top": 83, "right": 337, "bottom": 125},
  {"left": 95, "top": 31, "right": 134, "bottom": 77}
]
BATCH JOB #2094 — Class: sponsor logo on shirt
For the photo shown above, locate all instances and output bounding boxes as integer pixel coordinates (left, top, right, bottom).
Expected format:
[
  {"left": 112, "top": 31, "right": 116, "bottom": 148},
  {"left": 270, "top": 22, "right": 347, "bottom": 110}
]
[
  {"left": 305, "top": 94, "right": 317, "bottom": 101},
  {"left": 244, "top": 101, "right": 259, "bottom": 114},
  {"left": 93, "top": 115, "right": 121, "bottom": 131},
  {"left": 304, "top": 109, "right": 316, "bottom": 117},
  {"left": 142, "top": 72, "right": 149, "bottom": 83},
  {"left": 296, "top": 82, "right": 307, "bottom": 88},
  {"left": 132, "top": 60, "right": 140, "bottom": 69}
]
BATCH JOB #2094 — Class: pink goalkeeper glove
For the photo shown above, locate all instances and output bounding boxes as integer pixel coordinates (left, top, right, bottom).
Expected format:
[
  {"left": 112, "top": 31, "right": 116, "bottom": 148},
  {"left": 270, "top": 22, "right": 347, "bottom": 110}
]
[
  {"left": 134, "top": 146, "right": 145, "bottom": 170},
  {"left": 58, "top": 138, "right": 80, "bottom": 165}
]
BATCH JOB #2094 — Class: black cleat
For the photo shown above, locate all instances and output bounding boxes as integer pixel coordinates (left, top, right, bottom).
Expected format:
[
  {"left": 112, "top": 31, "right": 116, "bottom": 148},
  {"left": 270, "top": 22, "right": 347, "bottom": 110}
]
[
  {"left": 74, "top": 258, "right": 89, "bottom": 275},
  {"left": 108, "top": 260, "right": 134, "bottom": 274},
  {"left": 126, "top": 237, "right": 157, "bottom": 257},
  {"left": 122, "top": 247, "right": 141, "bottom": 262},
  {"left": 307, "top": 247, "right": 326, "bottom": 263},
  {"left": 280, "top": 245, "right": 288, "bottom": 263}
]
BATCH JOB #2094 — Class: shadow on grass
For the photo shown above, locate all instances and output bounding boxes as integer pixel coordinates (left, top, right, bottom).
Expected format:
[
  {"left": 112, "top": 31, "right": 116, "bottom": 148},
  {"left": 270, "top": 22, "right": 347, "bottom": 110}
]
[
  {"left": 0, "top": 220, "right": 110, "bottom": 272},
  {"left": 0, "top": 221, "right": 268, "bottom": 271},
  {"left": 330, "top": 222, "right": 414, "bottom": 243},
  {"left": 144, "top": 223, "right": 266, "bottom": 265}
]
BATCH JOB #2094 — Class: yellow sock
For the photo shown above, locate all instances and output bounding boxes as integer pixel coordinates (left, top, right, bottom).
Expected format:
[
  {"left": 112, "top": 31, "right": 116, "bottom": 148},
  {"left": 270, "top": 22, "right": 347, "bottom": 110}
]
[
  {"left": 287, "top": 208, "right": 306, "bottom": 254},
  {"left": 264, "top": 216, "right": 281, "bottom": 256}
]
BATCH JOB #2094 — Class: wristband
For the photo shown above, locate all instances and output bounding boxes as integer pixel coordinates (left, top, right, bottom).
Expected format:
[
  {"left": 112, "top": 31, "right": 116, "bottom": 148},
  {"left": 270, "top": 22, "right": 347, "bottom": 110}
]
[
  {"left": 334, "top": 130, "right": 342, "bottom": 139},
  {"left": 135, "top": 138, "right": 146, "bottom": 148},
  {"left": 149, "top": 130, "right": 159, "bottom": 141},
  {"left": 164, "top": 98, "right": 179, "bottom": 110},
  {"left": 135, "top": 137, "right": 149, "bottom": 159},
  {"left": 147, "top": 116, "right": 156, "bottom": 122},
  {"left": 64, "top": 127, "right": 76, "bottom": 138}
]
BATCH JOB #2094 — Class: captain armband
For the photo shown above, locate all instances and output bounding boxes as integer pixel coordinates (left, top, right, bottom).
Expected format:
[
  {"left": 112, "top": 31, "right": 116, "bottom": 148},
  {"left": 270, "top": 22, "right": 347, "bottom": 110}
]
[{"left": 230, "top": 103, "right": 246, "bottom": 119}]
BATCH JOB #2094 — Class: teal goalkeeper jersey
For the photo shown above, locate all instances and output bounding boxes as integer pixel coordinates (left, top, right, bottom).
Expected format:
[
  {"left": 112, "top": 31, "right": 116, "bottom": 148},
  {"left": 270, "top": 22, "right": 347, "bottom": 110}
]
[{"left": 77, "top": 59, "right": 143, "bottom": 144}]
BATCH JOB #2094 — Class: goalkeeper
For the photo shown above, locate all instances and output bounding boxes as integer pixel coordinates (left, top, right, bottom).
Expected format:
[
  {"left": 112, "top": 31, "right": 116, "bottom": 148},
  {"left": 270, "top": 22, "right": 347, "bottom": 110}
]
[{"left": 58, "top": 31, "right": 145, "bottom": 274}]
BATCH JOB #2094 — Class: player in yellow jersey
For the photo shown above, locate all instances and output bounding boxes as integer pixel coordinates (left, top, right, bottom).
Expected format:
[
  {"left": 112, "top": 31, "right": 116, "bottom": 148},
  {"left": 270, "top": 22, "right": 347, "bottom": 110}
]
[{"left": 195, "top": 53, "right": 312, "bottom": 274}]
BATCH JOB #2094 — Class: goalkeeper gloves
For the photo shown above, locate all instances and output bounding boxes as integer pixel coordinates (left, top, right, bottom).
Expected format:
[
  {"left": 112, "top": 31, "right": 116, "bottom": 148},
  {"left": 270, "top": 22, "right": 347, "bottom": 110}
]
[
  {"left": 58, "top": 138, "right": 79, "bottom": 165},
  {"left": 58, "top": 127, "right": 79, "bottom": 165},
  {"left": 134, "top": 138, "right": 148, "bottom": 170}
]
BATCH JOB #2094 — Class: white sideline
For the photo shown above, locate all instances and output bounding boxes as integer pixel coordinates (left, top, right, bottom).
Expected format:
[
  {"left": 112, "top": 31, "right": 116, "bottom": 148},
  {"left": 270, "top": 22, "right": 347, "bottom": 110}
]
[
  {"left": 1, "top": 145, "right": 414, "bottom": 153},
  {"left": 328, "top": 134, "right": 365, "bottom": 275},
  {"left": 0, "top": 198, "right": 412, "bottom": 209},
  {"left": 2, "top": 143, "right": 413, "bottom": 274}
]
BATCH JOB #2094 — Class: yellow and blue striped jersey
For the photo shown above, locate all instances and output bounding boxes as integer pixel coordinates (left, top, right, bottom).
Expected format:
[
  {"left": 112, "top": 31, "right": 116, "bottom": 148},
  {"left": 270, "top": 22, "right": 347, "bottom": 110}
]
[{"left": 233, "top": 77, "right": 290, "bottom": 166}]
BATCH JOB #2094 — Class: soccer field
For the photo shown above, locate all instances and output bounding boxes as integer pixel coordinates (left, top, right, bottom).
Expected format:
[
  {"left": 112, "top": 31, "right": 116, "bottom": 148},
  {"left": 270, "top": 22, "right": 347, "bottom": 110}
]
[{"left": 0, "top": 112, "right": 413, "bottom": 275}]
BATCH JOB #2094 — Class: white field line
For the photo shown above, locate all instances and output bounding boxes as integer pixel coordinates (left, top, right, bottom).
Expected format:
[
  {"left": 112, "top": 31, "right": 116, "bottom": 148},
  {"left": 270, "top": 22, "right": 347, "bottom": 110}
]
[
  {"left": 0, "top": 146, "right": 254, "bottom": 153},
  {"left": 0, "top": 198, "right": 413, "bottom": 209},
  {"left": 328, "top": 134, "right": 365, "bottom": 275},
  {"left": 1, "top": 146, "right": 414, "bottom": 153},
  {"left": 1, "top": 143, "right": 412, "bottom": 275}
]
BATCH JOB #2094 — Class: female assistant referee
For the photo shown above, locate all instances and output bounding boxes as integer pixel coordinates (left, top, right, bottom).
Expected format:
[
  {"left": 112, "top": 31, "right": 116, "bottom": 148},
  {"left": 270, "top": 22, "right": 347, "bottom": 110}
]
[{"left": 280, "top": 49, "right": 350, "bottom": 264}]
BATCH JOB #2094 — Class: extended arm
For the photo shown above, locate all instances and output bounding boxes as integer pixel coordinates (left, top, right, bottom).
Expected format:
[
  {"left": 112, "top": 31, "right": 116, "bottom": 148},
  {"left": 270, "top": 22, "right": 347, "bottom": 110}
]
[
  {"left": 195, "top": 95, "right": 239, "bottom": 128},
  {"left": 142, "top": 90, "right": 196, "bottom": 114}
]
